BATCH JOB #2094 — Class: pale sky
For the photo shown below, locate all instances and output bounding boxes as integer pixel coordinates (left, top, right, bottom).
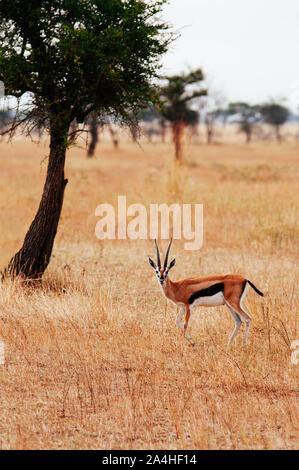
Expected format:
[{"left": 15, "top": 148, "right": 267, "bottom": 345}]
[{"left": 160, "top": 0, "right": 299, "bottom": 109}]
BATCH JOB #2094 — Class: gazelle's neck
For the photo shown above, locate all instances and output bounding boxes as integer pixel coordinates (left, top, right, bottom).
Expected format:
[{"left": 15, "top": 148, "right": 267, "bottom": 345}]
[{"left": 162, "top": 277, "right": 176, "bottom": 303}]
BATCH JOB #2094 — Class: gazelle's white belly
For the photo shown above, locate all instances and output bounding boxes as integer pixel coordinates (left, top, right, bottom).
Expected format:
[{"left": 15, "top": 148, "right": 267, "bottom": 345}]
[{"left": 191, "top": 292, "right": 225, "bottom": 307}]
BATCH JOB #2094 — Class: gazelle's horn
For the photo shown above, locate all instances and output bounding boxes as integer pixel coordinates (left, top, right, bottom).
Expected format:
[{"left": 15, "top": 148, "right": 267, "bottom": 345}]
[
  {"left": 163, "top": 238, "right": 172, "bottom": 268},
  {"left": 155, "top": 239, "right": 161, "bottom": 268}
]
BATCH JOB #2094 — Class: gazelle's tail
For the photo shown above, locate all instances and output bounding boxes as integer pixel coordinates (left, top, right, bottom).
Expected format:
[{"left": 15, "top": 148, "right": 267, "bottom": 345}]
[{"left": 247, "top": 280, "right": 264, "bottom": 296}]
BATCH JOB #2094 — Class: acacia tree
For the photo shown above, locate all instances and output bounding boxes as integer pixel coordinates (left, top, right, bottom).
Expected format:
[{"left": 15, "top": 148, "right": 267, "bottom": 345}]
[
  {"left": 259, "top": 102, "right": 289, "bottom": 142},
  {"left": 0, "top": 0, "right": 170, "bottom": 279},
  {"left": 159, "top": 69, "right": 207, "bottom": 160},
  {"left": 226, "top": 102, "right": 260, "bottom": 143},
  {"left": 199, "top": 85, "right": 226, "bottom": 144}
]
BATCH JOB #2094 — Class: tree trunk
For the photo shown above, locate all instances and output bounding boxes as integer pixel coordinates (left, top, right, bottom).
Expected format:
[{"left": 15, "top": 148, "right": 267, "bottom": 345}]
[
  {"left": 107, "top": 123, "right": 119, "bottom": 149},
  {"left": 146, "top": 130, "right": 153, "bottom": 143},
  {"left": 160, "top": 118, "right": 166, "bottom": 143},
  {"left": 207, "top": 125, "right": 213, "bottom": 144},
  {"left": 87, "top": 114, "right": 99, "bottom": 157},
  {"left": 275, "top": 125, "right": 281, "bottom": 143},
  {"left": 4, "top": 119, "right": 69, "bottom": 279},
  {"left": 173, "top": 119, "right": 184, "bottom": 160}
]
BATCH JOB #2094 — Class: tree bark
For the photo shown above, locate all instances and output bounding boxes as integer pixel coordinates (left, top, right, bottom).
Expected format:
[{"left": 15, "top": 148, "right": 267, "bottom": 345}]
[
  {"left": 173, "top": 119, "right": 184, "bottom": 160},
  {"left": 107, "top": 123, "right": 119, "bottom": 149},
  {"left": 275, "top": 125, "right": 281, "bottom": 143},
  {"left": 4, "top": 119, "right": 69, "bottom": 279},
  {"left": 87, "top": 113, "right": 99, "bottom": 157},
  {"left": 160, "top": 118, "right": 166, "bottom": 143},
  {"left": 207, "top": 125, "right": 213, "bottom": 144}
]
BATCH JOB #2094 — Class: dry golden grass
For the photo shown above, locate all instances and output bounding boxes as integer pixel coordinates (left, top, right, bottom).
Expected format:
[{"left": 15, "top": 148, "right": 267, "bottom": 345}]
[{"left": 0, "top": 136, "right": 298, "bottom": 449}]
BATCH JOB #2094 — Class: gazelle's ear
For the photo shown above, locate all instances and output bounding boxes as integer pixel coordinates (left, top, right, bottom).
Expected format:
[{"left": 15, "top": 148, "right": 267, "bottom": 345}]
[
  {"left": 168, "top": 258, "right": 176, "bottom": 270},
  {"left": 148, "top": 257, "right": 156, "bottom": 269}
]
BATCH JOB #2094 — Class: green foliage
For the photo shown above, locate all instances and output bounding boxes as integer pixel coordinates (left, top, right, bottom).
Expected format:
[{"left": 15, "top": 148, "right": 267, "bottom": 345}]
[
  {"left": 0, "top": 0, "right": 171, "bottom": 132},
  {"left": 259, "top": 103, "right": 289, "bottom": 127},
  {"left": 159, "top": 69, "right": 206, "bottom": 125},
  {"left": 227, "top": 102, "right": 259, "bottom": 121}
]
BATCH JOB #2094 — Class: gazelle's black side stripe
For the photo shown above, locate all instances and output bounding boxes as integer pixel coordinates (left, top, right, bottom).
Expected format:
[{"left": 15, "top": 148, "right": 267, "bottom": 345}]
[{"left": 189, "top": 282, "right": 224, "bottom": 304}]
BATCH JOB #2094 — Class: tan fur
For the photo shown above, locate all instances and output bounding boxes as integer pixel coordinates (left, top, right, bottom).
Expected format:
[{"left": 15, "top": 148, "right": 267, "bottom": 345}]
[
  {"left": 161, "top": 274, "right": 254, "bottom": 345},
  {"left": 150, "top": 241, "right": 263, "bottom": 345},
  {"left": 164, "top": 274, "right": 246, "bottom": 305}
]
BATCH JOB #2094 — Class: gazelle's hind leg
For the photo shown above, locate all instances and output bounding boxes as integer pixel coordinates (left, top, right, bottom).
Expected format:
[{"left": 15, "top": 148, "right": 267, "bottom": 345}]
[
  {"left": 240, "top": 288, "right": 252, "bottom": 344},
  {"left": 225, "top": 299, "right": 252, "bottom": 345},
  {"left": 244, "top": 317, "right": 251, "bottom": 343},
  {"left": 225, "top": 301, "right": 242, "bottom": 344}
]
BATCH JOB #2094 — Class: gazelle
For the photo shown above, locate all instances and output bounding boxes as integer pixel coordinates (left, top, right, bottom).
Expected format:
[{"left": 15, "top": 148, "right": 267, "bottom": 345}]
[{"left": 149, "top": 239, "right": 264, "bottom": 346}]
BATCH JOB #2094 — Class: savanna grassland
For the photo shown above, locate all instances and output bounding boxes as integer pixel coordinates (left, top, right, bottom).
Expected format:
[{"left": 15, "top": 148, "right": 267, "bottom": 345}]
[{"left": 0, "top": 134, "right": 298, "bottom": 449}]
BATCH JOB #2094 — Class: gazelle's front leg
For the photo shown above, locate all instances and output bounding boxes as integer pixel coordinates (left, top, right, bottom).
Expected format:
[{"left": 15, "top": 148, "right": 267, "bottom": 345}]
[
  {"left": 184, "top": 305, "right": 195, "bottom": 346},
  {"left": 176, "top": 306, "right": 194, "bottom": 346},
  {"left": 176, "top": 307, "right": 185, "bottom": 331}
]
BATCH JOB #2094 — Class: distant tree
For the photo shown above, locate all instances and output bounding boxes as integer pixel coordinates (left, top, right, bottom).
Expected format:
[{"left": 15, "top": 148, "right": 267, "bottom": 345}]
[
  {"left": 226, "top": 102, "right": 260, "bottom": 143},
  {"left": 0, "top": 110, "right": 11, "bottom": 132},
  {"left": 0, "top": 0, "right": 171, "bottom": 279},
  {"left": 203, "top": 107, "right": 228, "bottom": 144},
  {"left": 177, "top": 108, "right": 199, "bottom": 147},
  {"left": 159, "top": 69, "right": 207, "bottom": 160},
  {"left": 159, "top": 116, "right": 167, "bottom": 143},
  {"left": 138, "top": 106, "right": 159, "bottom": 123},
  {"left": 86, "top": 115, "right": 120, "bottom": 157},
  {"left": 259, "top": 103, "right": 289, "bottom": 142},
  {"left": 204, "top": 110, "right": 217, "bottom": 144},
  {"left": 198, "top": 83, "right": 226, "bottom": 144},
  {"left": 139, "top": 106, "right": 167, "bottom": 143},
  {"left": 87, "top": 113, "right": 100, "bottom": 157},
  {"left": 107, "top": 120, "right": 119, "bottom": 149},
  {"left": 138, "top": 106, "right": 158, "bottom": 141}
]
